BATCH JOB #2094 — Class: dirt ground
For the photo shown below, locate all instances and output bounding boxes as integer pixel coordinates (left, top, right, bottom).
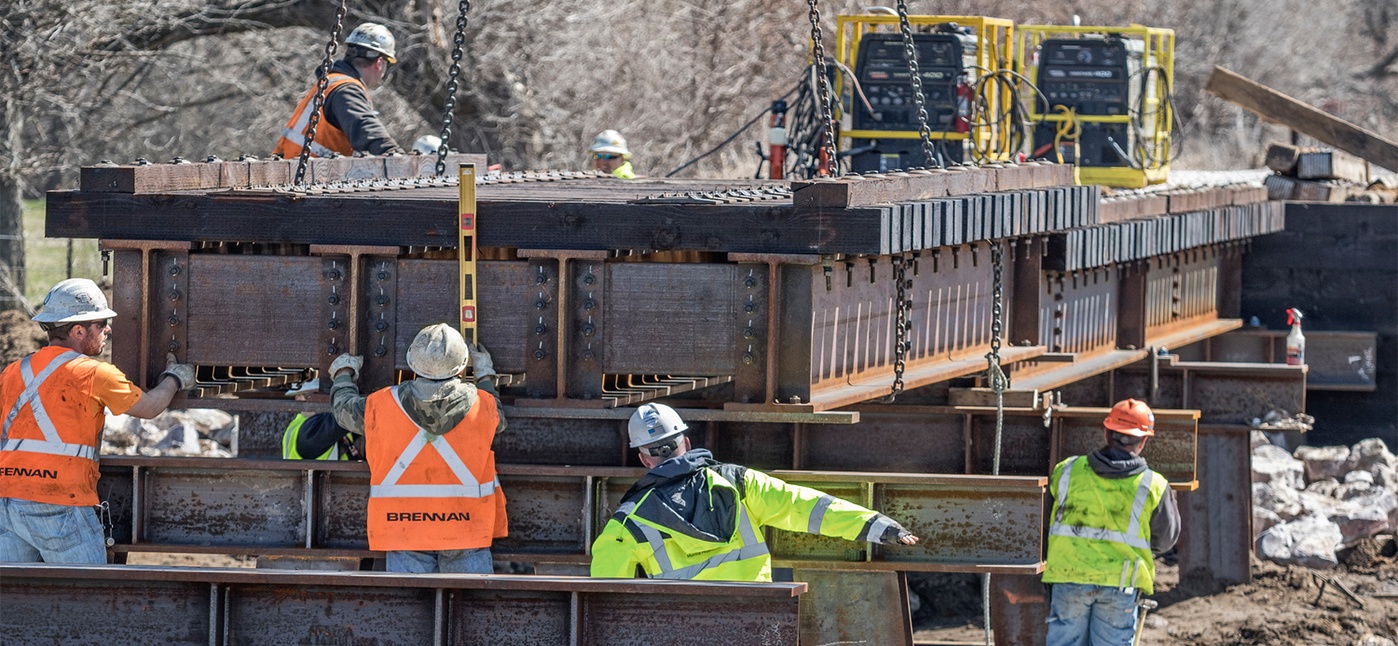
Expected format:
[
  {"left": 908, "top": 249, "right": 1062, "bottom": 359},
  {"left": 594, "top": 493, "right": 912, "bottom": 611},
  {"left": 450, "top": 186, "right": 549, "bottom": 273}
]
[
  {"left": 0, "top": 310, "right": 44, "bottom": 365},
  {"left": 914, "top": 536, "right": 1398, "bottom": 645}
]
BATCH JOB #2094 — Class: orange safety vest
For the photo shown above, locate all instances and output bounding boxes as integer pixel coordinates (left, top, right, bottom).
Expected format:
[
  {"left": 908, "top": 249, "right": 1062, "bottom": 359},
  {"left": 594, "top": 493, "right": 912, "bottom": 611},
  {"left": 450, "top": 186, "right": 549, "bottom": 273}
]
[
  {"left": 271, "top": 73, "right": 363, "bottom": 159},
  {"left": 364, "top": 385, "right": 507, "bottom": 552},
  {"left": 0, "top": 347, "right": 105, "bottom": 506}
]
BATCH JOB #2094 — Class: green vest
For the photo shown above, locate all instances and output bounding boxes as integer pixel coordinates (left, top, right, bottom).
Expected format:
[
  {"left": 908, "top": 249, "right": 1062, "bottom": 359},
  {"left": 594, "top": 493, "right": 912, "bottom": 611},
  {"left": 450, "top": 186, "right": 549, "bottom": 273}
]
[
  {"left": 281, "top": 413, "right": 348, "bottom": 460},
  {"left": 590, "top": 465, "right": 883, "bottom": 581},
  {"left": 611, "top": 161, "right": 636, "bottom": 179},
  {"left": 1042, "top": 456, "right": 1168, "bottom": 595}
]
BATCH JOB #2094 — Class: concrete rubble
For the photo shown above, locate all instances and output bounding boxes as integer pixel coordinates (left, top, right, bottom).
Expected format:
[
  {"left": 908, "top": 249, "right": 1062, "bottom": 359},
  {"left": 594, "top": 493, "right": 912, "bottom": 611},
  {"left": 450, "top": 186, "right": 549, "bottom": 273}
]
[
  {"left": 1251, "top": 433, "right": 1398, "bottom": 568},
  {"left": 101, "top": 408, "right": 235, "bottom": 458}
]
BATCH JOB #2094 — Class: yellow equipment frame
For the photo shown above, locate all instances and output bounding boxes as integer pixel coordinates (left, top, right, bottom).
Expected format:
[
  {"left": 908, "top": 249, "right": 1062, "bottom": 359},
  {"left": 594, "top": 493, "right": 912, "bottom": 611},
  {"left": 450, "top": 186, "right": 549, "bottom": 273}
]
[
  {"left": 1016, "top": 25, "right": 1176, "bottom": 188},
  {"left": 458, "top": 163, "right": 478, "bottom": 345},
  {"left": 834, "top": 14, "right": 1017, "bottom": 162}
]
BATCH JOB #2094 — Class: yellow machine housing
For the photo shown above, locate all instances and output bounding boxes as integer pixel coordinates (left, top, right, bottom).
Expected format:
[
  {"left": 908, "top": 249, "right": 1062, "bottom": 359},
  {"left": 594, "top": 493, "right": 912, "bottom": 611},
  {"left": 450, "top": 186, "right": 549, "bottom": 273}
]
[
  {"left": 1017, "top": 25, "right": 1176, "bottom": 188},
  {"left": 834, "top": 15, "right": 1016, "bottom": 170}
]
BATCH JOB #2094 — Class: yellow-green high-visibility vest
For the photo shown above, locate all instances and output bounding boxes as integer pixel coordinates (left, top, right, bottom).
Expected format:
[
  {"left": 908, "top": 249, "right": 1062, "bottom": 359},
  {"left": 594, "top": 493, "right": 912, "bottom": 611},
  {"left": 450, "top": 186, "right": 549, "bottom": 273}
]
[
  {"left": 281, "top": 413, "right": 348, "bottom": 461},
  {"left": 1042, "top": 455, "right": 1169, "bottom": 595}
]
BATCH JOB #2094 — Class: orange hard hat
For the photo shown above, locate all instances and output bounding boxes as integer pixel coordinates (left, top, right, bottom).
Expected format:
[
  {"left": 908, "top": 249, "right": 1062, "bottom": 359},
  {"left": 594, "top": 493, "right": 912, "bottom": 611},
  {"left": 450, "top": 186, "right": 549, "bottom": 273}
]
[{"left": 1104, "top": 399, "right": 1156, "bottom": 437}]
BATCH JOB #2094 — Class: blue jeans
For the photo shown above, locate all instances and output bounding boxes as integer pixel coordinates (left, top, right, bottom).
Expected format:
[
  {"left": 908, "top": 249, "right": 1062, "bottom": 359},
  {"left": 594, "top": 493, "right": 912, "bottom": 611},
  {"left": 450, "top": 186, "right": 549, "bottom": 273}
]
[
  {"left": 386, "top": 548, "right": 492, "bottom": 574},
  {"left": 1046, "top": 583, "right": 1140, "bottom": 646},
  {"left": 0, "top": 498, "right": 107, "bottom": 564}
]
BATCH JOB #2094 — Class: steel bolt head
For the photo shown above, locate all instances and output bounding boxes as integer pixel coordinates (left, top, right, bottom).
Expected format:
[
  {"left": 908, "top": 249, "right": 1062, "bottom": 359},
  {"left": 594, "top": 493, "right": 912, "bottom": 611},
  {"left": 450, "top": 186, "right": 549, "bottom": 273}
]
[
  {"left": 168, "top": 341, "right": 178, "bottom": 352},
  {"left": 376, "top": 296, "right": 389, "bottom": 306},
  {"left": 533, "top": 349, "right": 547, "bottom": 360},
  {"left": 583, "top": 300, "right": 595, "bottom": 311},
  {"left": 743, "top": 327, "right": 756, "bottom": 339},
  {"left": 327, "top": 344, "right": 339, "bottom": 355},
  {"left": 583, "top": 274, "right": 596, "bottom": 285},
  {"left": 328, "top": 320, "right": 339, "bottom": 330},
  {"left": 580, "top": 323, "right": 595, "bottom": 336},
  {"left": 582, "top": 350, "right": 595, "bottom": 361},
  {"left": 374, "top": 345, "right": 388, "bottom": 356},
  {"left": 168, "top": 265, "right": 180, "bottom": 276},
  {"left": 377, "top": 271, "right": 390, "bottom": 280},
  {"left": 535, "top": 324, "right": 548, "bottom": 335},
  {"left": 535, "top": 299, "right": 547, "bottom": 310},
  {"left": 375, "top": 321, "right": 388, "bottom": 331},
  {"left": 328, "top": 295, "right": 340, "bottom": 305},
  {"left": 535, "top": 273, "right": 548, "bottom": 284},
  {"left": 167, "top": 315, "right": 180, "bottom": 326},
  {"left": 743, "top": 277, "right": 757, "bottom": 288},
  {"left": 742, "top": 353, "right": 755, "bottom": 365}
]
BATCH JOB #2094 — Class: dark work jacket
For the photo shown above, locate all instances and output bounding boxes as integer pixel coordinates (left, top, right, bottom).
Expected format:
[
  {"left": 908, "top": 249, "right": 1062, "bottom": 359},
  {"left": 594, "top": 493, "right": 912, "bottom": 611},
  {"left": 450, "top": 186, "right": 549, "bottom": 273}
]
[{"left": 324, "top": 60, "right": 402, "bottom": 155}]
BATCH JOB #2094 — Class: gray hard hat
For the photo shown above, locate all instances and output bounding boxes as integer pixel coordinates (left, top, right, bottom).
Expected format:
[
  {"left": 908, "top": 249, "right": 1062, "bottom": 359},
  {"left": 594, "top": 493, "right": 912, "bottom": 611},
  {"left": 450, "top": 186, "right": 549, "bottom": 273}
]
[
  {"left": 32, "top": 278, "right": 117, "bottom": 325},
  {"left": 345, "top": 23, "right": 397, "bottom": 64}
]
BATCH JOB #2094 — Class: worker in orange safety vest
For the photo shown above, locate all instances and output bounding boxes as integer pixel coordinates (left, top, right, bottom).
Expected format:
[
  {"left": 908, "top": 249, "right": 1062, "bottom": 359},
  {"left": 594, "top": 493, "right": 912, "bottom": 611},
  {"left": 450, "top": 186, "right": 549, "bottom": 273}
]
[
  {"left": 0, "top": 279, "right": 194, "bottom": 563},
  {"left": 273, "top": 22, "right": 404, "bottom": 159},
  {"left": 328, "top": 323, "right": 505, "bottom": 573}
]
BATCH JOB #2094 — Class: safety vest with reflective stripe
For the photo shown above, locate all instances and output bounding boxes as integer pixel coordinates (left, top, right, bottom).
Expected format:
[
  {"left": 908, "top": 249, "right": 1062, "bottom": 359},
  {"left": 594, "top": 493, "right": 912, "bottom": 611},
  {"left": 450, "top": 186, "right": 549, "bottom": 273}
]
[
  {"left": 610, "top": 161, "right": 636, "bottom": 179},
  {"left": 271, "top": 73, "right": 361, "bottom": 160},
  {"left": 590, "top": 465, "right": 885, "bottom": 582},
  {"left": 1042, "top": 455, "right": 1169, "bottom": 595},
  {"left": 0, "top": 348, "right": 104, "bottom": 506},
  {"left": 364, "top": 385, "right": 506, "bottom": 552},
  {"left": 281, "top": 413, "right": 348, "bottom": 461}
]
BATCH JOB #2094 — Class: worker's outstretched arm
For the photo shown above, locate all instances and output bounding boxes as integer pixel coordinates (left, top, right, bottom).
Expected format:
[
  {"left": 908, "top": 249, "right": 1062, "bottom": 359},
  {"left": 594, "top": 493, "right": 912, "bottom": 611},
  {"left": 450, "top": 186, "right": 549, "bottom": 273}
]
[
  {"left": 738, "top": 469, "right": 919, "bottom": 545},
  {"left": 589, "top": 519, "right": 644, "bottom": 578}
]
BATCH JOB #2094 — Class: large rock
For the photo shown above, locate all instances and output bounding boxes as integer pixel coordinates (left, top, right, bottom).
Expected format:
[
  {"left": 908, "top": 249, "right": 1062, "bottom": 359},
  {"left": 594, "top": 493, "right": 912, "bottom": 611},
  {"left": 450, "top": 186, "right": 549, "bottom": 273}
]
[
  {"left": 1344, "top": 470, "right": 1375, "bottom": 486},
  {"left": 1305, "top": 478, "right": 1341, "bottom": 498},
  {"left": 1346, "top": 438, "right": 1398, "bottom": 473},
  {"left": 180, "top": 409, "right": 236, "bottom": 435},
  {"left": 1253, "top": 444, "right": 1305, "bottom": 489},
  {"left": 1253, "top": 507, "right": 1283, "bottom": 536},
  {"left": 1256, "top": 514, "right": 1343, "bottom": 568},
  {"left": 1254, "top": 481, "right": 1306, "bottom": 520},
  {"left": 1294, "top": 445, "right": 1350, "bottom": 483},
  {"left": 1373, "top": 464, "right": 1398, "bottom": 492}
]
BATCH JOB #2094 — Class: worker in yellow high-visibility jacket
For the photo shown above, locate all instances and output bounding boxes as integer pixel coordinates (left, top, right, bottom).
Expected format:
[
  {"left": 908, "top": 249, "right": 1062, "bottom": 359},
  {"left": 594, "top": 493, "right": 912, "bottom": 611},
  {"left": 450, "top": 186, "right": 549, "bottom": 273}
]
[
  {"left": 590, "top": 403, "right": 919, "bottom": 581},
  {"left": 588, "top": 130, "right": 637, "bottom": 179},
  {"left": 1042, "top": 399, "right": 1181, "bottom": 646}
]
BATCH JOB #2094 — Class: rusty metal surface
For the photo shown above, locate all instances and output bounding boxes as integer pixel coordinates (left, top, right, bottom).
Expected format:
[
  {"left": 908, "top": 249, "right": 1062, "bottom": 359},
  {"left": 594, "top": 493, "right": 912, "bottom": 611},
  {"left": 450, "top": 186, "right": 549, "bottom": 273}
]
[
  {"left": 1176, "top": 425, "right": 1253, "bottom": 592},
  {"left": 94, "top": 458, "right": 1046, "bottom": 573},
  {"left": 1115, "top": 361, "right": 1307, "bottom": 424},
  {"left": 795, "top": 570, "right": 912, "bottom": 646},
  {"left": 990, "top": 573, "right": 1051, "bottom": 646},
  {"left": 0, "top": 565, "right": 804, "bottom": 646},
  {"left": 603, "top": 263, "right": 737, "bottom": 374},
  {"left": 185, "top": 255, "right": 331, "bottom": 366},
  {"left": 1207, "top": 330, "right": 1379, "bottom": 391},
  {"left": 1039, "top": 268, "right": 1119, "bottom": 355},
  {"left": 1145, "top": 249, "right": 1222, "bottom": 339}
]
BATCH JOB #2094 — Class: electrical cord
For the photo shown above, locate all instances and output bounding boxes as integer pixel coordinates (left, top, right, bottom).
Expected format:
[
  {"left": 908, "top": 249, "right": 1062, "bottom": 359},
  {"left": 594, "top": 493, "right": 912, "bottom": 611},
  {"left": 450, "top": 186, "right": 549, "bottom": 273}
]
[{"left": 664, "top": 84, "right": 801, "bottom": 178}]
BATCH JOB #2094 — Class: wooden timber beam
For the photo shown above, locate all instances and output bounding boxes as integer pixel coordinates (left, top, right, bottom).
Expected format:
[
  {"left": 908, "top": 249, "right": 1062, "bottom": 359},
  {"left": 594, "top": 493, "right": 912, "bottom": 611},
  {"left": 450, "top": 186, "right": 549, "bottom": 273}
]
[{"left": 1205, "top": 66, "right": 1398, "bottom": 171}]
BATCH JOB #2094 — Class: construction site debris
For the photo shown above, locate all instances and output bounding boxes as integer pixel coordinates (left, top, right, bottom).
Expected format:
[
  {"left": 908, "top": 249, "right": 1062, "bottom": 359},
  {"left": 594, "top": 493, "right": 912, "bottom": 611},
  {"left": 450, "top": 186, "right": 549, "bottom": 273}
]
[
  {"left": 101, "top": 410, "right": 235, "bottom": 457},
  {"left": 1254, "top": 439, "right": 1398, "bottom": 567}
]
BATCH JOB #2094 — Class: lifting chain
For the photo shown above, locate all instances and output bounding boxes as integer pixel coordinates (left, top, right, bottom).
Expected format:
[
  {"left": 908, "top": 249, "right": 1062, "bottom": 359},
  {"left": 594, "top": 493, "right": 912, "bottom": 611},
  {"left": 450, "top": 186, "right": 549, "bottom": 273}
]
[
  {"left": 805, "top": 0, "right": 839, "bottom": 176},
  {"left": 435, "top": 0, "right": 472, "bottom": 176},
  {"left": 293, "top": 0, "right": 351, "bottom": 186},
  {"left": 881, "top": 256, "right": 913, "bottom": 403},
  {"left": 981, "top": 241, "right": 1008, "bottom": 646},
  {"left": 894, "top": 0, "right": 939, "bottom": 168}
]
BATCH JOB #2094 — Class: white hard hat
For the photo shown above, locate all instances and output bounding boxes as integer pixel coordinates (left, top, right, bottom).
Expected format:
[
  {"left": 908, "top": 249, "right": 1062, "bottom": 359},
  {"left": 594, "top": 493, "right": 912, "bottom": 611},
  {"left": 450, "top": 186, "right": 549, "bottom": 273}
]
[
  {"left": 32, "top": 278, "right": 117, "bottom": 325},
  {"left": 589, "top": 130, "right": 631, "bottom": 157},
  {"left": 412, "top": 135, "right": 443, "bottom": 155},
  {"left": 406, "top": 323, "right": 471, "bottom": 380},
  {"left": 627, "top": 403, "right": 688, "bottom": 448},
  {"left": 345, "top": 22, "right": 397, "bottom": 64}
]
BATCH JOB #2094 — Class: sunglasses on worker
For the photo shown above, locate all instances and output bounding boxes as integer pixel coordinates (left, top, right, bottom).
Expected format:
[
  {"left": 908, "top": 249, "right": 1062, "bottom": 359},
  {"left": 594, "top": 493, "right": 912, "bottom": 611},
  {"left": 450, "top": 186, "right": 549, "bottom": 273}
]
[{"left": 593, "top": 153, "right": 622, "bottom": 161}]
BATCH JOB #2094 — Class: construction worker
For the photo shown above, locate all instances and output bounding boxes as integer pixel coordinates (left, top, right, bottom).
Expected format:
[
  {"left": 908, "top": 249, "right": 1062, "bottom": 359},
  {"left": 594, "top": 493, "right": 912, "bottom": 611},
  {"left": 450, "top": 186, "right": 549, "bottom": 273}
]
[
  {"left": 1042, "top": 398, "right": 1181, "bottom": 646},
  {"left": 589, "top": 129, "right": 637, "bottom": 179},
  {"left": 328, "top": 324, "right": 505, "bottom": 574},
  {"left": 0, "top": 279, "right": 194, "bottom": 563},
  {"left": 281, "top": 412, "right": 361, "bottom": 461},
  {"left": 591, "top": 403, "right": 920, "bottom": 581},
  {"left": 273, "top": 22, "right": 404, "bottom": 159}
]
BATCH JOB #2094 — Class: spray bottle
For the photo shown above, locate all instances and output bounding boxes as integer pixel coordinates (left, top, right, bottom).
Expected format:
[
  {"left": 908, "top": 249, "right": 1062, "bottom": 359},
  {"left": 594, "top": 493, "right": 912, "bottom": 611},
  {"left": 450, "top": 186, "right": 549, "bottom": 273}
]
[{"left": 1285, "top": 308, "right": 1305, "bottom": 366}]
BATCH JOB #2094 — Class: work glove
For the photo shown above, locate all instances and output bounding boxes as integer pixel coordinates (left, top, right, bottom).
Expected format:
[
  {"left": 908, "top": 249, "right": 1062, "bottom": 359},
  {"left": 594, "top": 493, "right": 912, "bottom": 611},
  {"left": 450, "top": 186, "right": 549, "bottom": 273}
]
[
  {"left": 160, "top": 353, "right": 196, "bottom": 392},
  {"left": 469, "top": 343, "right": 496, "bottom": 380},
  {"left": 329, "top": 353, "right": 364, "bottom": 381},
  {"left": 873, "top": 516, "right": 920, "bottom": 546}
]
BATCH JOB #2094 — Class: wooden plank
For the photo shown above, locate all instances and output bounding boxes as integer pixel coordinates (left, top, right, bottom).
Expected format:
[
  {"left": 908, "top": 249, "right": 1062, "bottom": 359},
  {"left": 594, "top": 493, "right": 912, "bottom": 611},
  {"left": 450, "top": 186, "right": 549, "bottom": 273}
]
[
  {"left": 1205, "top": 66, "right": 1398, "bottom": 171},
  {"left": 1263, "top": 174, "right": 1297, "bottom": 200},
  {"left": 1265, "top": 142, "right": 1302, "bottom": 174},
  {"left": 1296, "top": 150, "right": 1368, "bottom": 183},
  {"left": 46, "top": 190, "right": 897, "bottom": 255}
]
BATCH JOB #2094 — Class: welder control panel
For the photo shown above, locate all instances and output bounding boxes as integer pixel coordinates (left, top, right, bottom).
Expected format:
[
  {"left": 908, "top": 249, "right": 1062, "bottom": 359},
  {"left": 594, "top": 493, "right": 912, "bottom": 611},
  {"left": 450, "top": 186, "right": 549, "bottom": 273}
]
[
  {"left": 852, "top": 33, "right": 964, "bottom": 131},
  {"left": 1036, "top": 38, "right": 1131, "bottom": 116}
]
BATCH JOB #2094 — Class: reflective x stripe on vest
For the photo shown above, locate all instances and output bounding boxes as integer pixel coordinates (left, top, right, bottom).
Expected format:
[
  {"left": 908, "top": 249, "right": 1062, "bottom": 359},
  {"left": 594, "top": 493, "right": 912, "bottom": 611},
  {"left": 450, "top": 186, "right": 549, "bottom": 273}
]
[
  {"left": 368, "top": 386, "right": 498, "bottom": 499},
  {"left": 635, "top": 509, "right": 770, "bottom": 580},
  {"left": 0, "top": 351, "right": 94, "bottom": 461},
  {"left": 1049, "top": 456, "right": 1155, "bottom": 551},
  {"left": 278, "top": 75, "right": 359, "bottom": 158}
]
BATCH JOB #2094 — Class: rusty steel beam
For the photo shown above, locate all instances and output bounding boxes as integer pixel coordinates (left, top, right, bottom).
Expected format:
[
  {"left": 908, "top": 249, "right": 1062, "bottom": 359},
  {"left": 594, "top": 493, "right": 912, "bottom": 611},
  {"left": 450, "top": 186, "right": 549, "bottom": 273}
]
[
  {"left": 1201, "top": 330, "right": 1378, "bottom": 391},
  {"left": 0, "top": 564, "right": 804, "bottom": 646},
  {"left": 93, "top": 458, "right": 1046, "bottom": 574}
]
